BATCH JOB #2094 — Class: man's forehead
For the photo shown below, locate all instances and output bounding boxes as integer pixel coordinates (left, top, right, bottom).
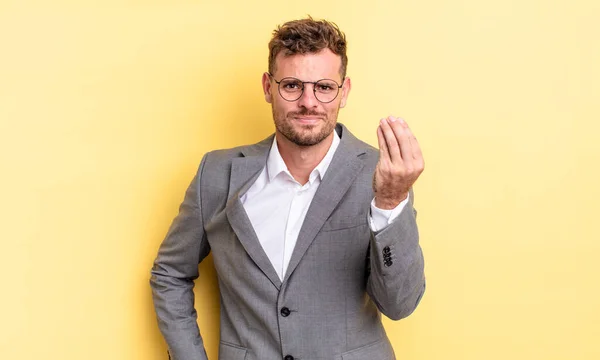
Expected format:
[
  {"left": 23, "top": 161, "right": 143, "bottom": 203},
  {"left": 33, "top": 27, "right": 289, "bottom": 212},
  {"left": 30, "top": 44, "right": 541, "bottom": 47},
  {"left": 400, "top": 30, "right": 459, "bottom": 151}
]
[{"left": 273, "top": 49, "right": 343, "bottom": 81}]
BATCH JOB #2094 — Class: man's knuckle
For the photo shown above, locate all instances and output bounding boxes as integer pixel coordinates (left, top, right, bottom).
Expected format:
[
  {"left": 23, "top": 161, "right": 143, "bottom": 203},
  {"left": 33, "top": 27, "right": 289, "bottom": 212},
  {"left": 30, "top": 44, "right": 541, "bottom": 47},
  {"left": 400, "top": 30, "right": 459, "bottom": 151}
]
[{"left": 391, "top": 167, "right": 404, "bottom": 177}]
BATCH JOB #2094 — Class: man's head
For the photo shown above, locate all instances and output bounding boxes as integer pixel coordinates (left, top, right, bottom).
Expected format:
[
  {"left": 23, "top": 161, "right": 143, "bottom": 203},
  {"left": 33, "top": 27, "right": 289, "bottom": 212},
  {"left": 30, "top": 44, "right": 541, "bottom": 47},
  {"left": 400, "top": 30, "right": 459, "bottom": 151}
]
[{"left": 262, "top": 17, "right": 351, "bottom": 147}]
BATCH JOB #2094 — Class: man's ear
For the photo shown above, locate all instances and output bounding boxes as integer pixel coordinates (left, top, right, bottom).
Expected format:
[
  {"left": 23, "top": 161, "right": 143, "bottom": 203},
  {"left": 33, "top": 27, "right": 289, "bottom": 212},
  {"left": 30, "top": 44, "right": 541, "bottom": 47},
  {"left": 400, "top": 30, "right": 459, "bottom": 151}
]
[
  {"left": 339, "top": 77, "right": 352, "bottom": 108},
  {"left": 262, "top": 72, "right": 273, "bottom": 103}
]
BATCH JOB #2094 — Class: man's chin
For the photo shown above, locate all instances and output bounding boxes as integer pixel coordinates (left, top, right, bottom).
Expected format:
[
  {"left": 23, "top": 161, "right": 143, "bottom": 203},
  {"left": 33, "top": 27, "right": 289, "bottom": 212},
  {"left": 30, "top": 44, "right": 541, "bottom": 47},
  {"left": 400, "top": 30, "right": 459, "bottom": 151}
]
[
  {"left": 276, "top": 117, "right": 334, "bottom": 147},
  {"left": 288, "top": 130, "right": 330, "bottom": 147}
]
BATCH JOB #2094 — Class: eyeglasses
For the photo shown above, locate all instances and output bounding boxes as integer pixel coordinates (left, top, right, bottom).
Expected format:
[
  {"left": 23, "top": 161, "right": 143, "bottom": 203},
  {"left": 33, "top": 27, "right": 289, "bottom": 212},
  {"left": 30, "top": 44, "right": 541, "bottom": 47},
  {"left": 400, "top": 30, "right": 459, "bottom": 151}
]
[{"left": 268, "top": 73, "right": 344, "bottom": 103}]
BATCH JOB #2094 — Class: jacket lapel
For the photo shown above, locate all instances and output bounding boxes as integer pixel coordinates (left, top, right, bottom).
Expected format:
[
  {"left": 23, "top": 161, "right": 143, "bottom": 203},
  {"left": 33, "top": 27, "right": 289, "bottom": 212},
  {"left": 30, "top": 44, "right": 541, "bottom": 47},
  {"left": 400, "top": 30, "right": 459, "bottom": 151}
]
[
  {"left": 283, "top": 124, "right": 367, "bottom": 283},
  {"left": 225, "top": 135, "right": 283, "bottom": 289}
]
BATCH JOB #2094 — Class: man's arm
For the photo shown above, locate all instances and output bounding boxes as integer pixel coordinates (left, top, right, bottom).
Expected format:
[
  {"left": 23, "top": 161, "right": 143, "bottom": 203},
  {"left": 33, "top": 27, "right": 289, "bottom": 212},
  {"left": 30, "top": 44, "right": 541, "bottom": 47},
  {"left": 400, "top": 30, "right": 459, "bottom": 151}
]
[
  {"left": 366, "top": 116, "right": 426, "bottom": 320},
  {"left": 366, "top": 187, "right": 426, "bottom": 320},
  {"left": 150, "top": 155, "right": 211, "bottom": 360}
]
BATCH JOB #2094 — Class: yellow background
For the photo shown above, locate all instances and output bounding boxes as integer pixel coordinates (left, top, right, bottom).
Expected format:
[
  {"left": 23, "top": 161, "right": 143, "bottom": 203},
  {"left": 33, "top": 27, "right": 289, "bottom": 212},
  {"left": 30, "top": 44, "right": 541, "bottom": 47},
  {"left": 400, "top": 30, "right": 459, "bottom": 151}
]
[{"left": 1, "top": 1, "right": 599, "bottom": 359}]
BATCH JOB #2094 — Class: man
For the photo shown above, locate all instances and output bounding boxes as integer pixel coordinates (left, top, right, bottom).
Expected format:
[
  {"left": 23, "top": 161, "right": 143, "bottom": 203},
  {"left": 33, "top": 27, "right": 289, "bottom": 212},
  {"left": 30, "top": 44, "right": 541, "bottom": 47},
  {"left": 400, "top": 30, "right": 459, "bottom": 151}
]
[{"left": 151, "top": 17, "right": 425, "bottom": 360}]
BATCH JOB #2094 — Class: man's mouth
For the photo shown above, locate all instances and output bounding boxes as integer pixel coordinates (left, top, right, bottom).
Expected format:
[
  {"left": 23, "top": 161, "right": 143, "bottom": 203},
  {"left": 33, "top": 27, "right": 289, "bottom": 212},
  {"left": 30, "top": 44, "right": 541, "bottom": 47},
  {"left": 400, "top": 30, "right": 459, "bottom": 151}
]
[
  {"left": 290, "top": 113, "right": 324, "bottom": 124},
  {"left": 293, "top": 117, "right": 320, "bottom": 125}
]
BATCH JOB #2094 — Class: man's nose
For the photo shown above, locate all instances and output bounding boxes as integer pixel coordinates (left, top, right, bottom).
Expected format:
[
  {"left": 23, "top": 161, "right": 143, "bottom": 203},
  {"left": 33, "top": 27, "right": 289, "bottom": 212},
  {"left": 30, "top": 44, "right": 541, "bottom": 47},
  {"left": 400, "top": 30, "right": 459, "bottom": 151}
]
[{"left": 297, "top": 84, "right": 319, "bottom": 108}]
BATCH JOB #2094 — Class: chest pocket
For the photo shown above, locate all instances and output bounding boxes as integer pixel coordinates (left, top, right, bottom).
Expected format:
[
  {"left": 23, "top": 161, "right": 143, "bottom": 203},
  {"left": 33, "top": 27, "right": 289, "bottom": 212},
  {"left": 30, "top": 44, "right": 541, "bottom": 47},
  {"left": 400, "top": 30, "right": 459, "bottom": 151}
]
[{"left": 320, "top": 213, "right": 369, "bottom": 232}]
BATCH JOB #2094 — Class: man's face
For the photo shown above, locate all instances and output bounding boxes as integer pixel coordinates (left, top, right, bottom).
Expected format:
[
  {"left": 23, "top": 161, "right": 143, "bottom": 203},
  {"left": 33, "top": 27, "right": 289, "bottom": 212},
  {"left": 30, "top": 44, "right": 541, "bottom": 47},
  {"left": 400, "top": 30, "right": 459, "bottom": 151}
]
[{"left": 262, "top": 49, "right": 351, "bottom": 147}]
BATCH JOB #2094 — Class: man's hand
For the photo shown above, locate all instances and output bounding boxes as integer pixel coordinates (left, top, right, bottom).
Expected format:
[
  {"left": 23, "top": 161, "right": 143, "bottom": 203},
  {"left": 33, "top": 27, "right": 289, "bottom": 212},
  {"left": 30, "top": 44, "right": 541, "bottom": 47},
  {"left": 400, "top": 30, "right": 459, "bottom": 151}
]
[{"left": 373, "top": 116, "right": 424, "bottom": 210}]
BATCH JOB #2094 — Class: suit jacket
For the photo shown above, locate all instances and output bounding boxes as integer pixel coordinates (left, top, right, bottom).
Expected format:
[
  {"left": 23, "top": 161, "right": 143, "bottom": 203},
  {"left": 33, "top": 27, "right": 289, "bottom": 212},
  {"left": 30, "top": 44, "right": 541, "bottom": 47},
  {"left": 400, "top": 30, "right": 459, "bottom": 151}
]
[{"left": 150, "top": 123, "right": 426, "bottom": 360}]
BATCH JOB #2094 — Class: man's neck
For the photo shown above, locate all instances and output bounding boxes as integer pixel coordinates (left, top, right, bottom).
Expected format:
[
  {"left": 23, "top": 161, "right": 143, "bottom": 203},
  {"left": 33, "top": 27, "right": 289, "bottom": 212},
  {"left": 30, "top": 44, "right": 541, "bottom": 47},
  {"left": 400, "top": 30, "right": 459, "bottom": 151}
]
[{"left": 275, "top": 131, "right": 335, "bottom": 185}]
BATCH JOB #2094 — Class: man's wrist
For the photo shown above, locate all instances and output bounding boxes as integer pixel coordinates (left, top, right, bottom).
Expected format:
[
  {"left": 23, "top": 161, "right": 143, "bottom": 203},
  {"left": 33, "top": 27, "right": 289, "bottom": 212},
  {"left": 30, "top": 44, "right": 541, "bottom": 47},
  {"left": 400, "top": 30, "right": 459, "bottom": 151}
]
[{"left": 374, "top": 192, "right": 409, "bottom": 210}]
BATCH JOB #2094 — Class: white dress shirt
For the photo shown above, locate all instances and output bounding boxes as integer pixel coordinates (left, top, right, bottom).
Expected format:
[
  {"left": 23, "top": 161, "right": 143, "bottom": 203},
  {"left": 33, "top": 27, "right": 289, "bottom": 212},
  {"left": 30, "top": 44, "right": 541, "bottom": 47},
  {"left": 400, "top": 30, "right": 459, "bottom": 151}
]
[{"left": 241, "top": 131, "right": 408, "bottom": 280}]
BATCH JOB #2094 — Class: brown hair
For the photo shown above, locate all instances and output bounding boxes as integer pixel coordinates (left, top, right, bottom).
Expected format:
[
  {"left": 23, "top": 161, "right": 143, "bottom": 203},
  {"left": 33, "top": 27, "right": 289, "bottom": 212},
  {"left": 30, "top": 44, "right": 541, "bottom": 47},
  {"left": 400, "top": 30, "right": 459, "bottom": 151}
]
[{"left": 268, "top": 17, "right": 348, "bottom": 79}]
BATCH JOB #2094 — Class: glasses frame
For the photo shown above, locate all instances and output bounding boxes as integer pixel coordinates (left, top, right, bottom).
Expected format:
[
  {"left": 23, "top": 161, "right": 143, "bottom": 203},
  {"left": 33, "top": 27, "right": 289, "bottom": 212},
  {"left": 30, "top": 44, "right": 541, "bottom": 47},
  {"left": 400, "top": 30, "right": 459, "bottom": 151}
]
[{"left": 268, "top": 73, "right": 344, "bottom": 104}]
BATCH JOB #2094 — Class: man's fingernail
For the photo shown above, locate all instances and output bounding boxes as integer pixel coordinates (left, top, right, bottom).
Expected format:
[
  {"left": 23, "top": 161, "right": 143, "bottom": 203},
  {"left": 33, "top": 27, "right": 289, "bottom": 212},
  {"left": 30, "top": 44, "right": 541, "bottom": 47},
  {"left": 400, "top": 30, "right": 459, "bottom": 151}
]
[
  {"left": 398, "top": 118, "right": 405, "bottom": 124},
  {"left": 388, "top": 116, "right": 396, "bottom": 122},
  {"left": 380, "top": 118, "right": 386, "bottom": 125}
]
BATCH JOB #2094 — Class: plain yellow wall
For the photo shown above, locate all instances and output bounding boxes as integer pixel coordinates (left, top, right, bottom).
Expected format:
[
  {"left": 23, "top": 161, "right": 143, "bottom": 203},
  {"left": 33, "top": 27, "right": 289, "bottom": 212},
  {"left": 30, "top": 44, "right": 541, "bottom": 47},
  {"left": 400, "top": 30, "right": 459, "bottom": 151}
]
[{"left": 1, "top": 1, "right": 599, "bottom": 359}]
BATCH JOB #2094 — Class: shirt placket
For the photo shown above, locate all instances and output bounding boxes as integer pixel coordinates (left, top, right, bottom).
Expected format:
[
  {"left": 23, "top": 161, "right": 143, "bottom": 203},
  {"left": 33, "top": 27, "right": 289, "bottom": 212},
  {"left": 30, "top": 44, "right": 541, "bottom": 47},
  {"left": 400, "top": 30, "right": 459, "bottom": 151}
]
[{"left": 282, "top": 180, "right": 310, "bottom": 278}]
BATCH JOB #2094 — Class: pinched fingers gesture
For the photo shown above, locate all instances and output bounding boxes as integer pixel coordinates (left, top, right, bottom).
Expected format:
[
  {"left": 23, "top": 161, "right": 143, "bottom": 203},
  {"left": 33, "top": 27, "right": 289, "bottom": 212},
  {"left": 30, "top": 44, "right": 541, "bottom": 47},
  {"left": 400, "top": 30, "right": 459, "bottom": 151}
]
[{"left": 373, "top": 116, "right": 424, "bottom": 209}]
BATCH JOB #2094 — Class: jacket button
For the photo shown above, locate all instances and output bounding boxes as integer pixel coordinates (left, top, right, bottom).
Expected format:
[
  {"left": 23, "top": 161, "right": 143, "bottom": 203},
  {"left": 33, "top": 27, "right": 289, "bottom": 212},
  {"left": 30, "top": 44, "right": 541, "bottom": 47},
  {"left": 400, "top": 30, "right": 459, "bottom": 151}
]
[
  {"left": 384, "top": 259, "right": 393, "bottom": 267},
  {"left": 383, "top": 246, "right": 391, "bottom": 254},
  {"left": 284, "top": 355, "right": 294, "bottom": 360},
  {"left": 280, "top": 307, "right": 291, "bottom": 317}
]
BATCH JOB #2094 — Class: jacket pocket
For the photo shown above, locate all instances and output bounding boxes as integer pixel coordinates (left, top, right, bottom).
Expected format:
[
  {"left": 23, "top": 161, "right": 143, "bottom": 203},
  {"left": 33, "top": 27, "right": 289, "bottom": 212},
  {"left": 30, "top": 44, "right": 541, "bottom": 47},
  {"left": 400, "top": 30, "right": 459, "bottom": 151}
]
[
  {"left": 219, "top": 341, "right": 248, "bottom": 360},
  {"left": 321, "top": 214, "right": 369, "bottom": 231},
  {"left": 341, "top": 338, "right": 395, "bottom": 360}
]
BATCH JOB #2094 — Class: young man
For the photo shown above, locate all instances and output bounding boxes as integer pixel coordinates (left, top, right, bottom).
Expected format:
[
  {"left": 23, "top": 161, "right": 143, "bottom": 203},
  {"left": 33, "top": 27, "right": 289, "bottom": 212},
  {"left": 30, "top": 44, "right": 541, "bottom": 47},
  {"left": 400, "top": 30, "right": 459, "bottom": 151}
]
[{"left": 151, "top": 17, "right": 425, "bottom": 360}]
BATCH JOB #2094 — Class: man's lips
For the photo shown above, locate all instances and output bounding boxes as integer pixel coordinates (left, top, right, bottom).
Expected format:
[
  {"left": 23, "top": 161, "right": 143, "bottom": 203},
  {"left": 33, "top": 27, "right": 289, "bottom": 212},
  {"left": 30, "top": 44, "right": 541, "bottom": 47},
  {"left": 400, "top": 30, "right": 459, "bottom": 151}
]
[
  {"left": 292, "top": 116, "right": 323, "bottom": 123},
  {"left": 294, "top": 116, "right": 321, "bottom": 125}
]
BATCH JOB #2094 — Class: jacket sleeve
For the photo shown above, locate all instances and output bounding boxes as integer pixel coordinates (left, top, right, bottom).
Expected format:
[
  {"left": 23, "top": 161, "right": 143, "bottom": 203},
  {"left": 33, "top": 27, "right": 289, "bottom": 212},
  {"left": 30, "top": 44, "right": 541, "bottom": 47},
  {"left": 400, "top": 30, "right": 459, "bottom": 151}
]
[
  {"left": 366, "top": 188, "right": 426, "bottom": 320},
  {"left": 150, "top": 155, "right": 211, "bottom": 360}
]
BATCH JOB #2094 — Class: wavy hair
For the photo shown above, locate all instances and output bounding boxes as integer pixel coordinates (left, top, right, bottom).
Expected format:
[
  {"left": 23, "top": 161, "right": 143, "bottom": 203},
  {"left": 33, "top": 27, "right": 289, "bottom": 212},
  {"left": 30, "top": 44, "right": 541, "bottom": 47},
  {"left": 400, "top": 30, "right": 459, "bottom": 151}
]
[{"left": 268, "top": 17, "right": 348, "bottom": 78}]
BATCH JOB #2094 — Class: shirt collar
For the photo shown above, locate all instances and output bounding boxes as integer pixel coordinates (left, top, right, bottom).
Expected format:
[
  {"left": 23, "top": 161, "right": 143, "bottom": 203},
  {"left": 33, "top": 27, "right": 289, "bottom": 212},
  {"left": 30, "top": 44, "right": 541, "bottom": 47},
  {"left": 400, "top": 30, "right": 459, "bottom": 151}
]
[{"left": 267, "top": 129, "right": 341, "bottom": 184}]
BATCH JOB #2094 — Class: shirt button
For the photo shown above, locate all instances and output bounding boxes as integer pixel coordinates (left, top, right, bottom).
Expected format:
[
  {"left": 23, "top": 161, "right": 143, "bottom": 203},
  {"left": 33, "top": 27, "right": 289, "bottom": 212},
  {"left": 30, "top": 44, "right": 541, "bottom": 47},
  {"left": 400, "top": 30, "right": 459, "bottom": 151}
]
[
  {"left": 280, "top": 307, "right": 291, "bottom": 317},
  {"left": 284, "top": 355, "right": 294, "bottom": 360}
]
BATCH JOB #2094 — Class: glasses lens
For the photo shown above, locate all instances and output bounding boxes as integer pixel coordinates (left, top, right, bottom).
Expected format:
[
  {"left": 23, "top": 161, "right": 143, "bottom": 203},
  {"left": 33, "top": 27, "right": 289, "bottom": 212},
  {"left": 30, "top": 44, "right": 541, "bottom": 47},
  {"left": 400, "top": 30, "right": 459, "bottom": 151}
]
[
  {"left": 278, "top": 78, "right": 303, "bottom": 101},
  {"left": 314, "top": 79, "right": 340, "bottom": 103}
]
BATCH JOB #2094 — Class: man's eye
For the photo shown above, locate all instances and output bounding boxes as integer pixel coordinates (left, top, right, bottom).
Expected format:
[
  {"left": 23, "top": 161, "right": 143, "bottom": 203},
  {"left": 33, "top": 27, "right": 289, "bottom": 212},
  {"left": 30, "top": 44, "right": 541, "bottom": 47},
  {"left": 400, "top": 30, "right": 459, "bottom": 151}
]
[
  {"left": 283, "top": 82, "right": 301, "bottom": 89},
  {"left": 316, "top": 83, "right": 337, "bottom": 92}
]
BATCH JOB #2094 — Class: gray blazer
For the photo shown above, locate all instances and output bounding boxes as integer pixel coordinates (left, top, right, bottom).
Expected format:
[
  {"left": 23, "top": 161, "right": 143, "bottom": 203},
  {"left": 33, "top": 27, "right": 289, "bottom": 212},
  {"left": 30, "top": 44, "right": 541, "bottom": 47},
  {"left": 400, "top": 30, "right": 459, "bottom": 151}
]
[{"left": 150, "top": 123, "right": 426, "bottom": 360}]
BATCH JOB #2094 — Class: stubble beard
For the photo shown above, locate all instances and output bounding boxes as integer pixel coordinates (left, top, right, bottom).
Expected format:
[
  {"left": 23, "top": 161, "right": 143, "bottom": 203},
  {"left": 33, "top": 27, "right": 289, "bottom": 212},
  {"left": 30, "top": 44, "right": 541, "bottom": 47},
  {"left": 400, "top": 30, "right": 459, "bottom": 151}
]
[{"left": 272, "top": 107, "right": 339, "bottom": 147}]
